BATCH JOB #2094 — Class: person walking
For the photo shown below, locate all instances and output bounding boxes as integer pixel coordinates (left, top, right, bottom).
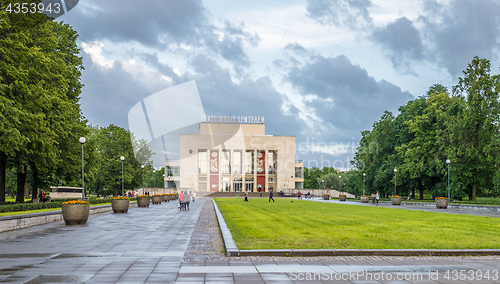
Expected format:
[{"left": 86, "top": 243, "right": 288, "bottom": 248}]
[
  {"left": 269, "top": 190, "right": 275, "bottom": 202},
  {"left": 179, "top": 191, "right": 184, "bottom": 210},
  {"left": 376, "top": 191, "right": 380, "bottom": 206},
  {"left": 184, "top": 191, "right": 191, "bottom": 210},
  {"left": 192, "top": 190, "right": 196, "bottom": 202},
  {"left": 244, "top": 190, "right": 248, "bottom": 202},
  {"left": 371, "top": 192, "right": 376, "bottom": 205},
  {"left": 298, "top": 191, "right": 301, "bottom": 199}
]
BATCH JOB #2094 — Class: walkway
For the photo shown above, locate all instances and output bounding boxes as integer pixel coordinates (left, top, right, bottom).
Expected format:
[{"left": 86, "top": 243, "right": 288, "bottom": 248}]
[{"left": 0, "top": 197, "right": 499, "bottom": 283}]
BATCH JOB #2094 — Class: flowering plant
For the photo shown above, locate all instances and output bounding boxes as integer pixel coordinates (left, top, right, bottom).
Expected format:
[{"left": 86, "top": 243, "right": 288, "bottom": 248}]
[
  {"left": 323, "top": 193, "right": 330, "bottom": 196},
  {"left": 361, "top": 195, "right": 369, "bottom": 197},
  {"left": 436, "top": 197, "right": 448, "bottom": 199},
  {"left": 391, "top": 195, "right": 401, "bottom": 198},
  {"left": 112, "top": 196, "right": 129, "bottom": 200},
  {"left": 152, "top": 194, "right": 161, "bottom": 197},
  {"left": 162, "top": 194, "right": 168, "bottom": 196},
  {"left": 62, "top": 200, "right": 89, "bottom": 205},
  {"left": 137, "top": 195, "right": 149, "bottom": 198},
  {"left": 339, "top": 194, "right": 346, "bottom": 196}
]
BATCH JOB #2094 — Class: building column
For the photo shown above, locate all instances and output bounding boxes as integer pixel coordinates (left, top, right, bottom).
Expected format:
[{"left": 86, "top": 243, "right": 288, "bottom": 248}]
[
  {"left": 253, "top": 149, "right": 257, "bottom": 192},
  {"left": 265, "top": 150, "right": 269, "bottom": 192}
]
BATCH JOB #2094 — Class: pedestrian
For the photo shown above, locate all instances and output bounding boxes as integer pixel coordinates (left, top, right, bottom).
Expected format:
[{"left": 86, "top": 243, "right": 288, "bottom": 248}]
[
  {"left": 269, "top": 190, "right": 275, "bottom": 202},
  {"left": 184, "top": 191, "right": 191, "bottom": 210},
  {"left": 179, "top": 191, "right": 184, "bottom": 210},
  {"left": 371, "top": 192, "right": 376, "bottom": 205},
  {"left": 244, "top": 190, "right": 248, "bottom": 202},
  {"left": 298, "top": 191, "right": 301, "bottom": 199},
  {"left": 376, "top": 191, "right": 380, "bottom": 206},
  {"left": 192, "top": 191, "right": 196, "bottom": 202}
]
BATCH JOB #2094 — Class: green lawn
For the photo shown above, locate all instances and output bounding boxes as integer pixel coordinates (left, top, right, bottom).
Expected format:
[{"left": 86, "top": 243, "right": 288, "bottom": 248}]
[{"left": 214, "top": 198, "right": 500, "bottom": 250}]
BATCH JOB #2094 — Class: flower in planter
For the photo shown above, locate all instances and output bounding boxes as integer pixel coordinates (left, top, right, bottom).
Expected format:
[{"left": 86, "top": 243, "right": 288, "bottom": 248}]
[
  {"left": 152, "top": 194, "right": 161, "bottom": 197},
  {"left": 62, "top": 200, "right": 89, "bottom": 205},
  {"left": 112, "top": 196, "right": 129, "bottom": 200},
  {"left": 436, "top": 197, "right": 448, "bottom": 199},
  {"left": 391, "top": 195, "right": 401, "bottom": 198},
  {"left": 137, "top": 195, "right": 149, "bottom": 198}
]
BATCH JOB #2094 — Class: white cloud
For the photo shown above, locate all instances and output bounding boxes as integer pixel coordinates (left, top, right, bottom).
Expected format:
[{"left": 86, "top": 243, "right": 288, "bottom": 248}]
[{"left": 81, "top": 41, "right": 114, "bottom": 69}]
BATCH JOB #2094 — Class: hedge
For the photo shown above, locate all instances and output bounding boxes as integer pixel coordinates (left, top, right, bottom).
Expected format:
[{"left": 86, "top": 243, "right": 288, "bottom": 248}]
[{"left": 0, "top": 197, "right": 137, "bottom": 213}]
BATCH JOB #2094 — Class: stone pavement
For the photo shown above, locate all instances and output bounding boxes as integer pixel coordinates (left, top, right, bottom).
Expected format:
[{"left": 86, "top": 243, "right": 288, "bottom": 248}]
[{"left": 0, "top": 197, "right": 499, "bottom": 283}]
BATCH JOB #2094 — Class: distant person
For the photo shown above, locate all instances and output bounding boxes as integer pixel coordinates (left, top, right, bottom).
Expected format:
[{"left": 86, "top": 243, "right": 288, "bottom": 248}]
[
  {"left": 184, "top": 191, "right": 191, "bottom": 210},
  {"left": 179, "top": 191, "right": 184, "bottom": 210},
  {"left": 371, "top": 192, "right": 376, "bottom": 205},
  {"left": 298, "top": 191, "right": 301, "bottom": 199},
  {"left": 376, "top": 191, "right": 380, "bottom": 206},
  {"left": 244, "top": 190, "right": 248, "bottom": 202},
  {"left": 269, "top": 190, "right": 275, "bottom": 202},
  {"left": 192, "top": 191, "right": 196, "bottom": 202},
  {"left": 307, "top": 192, "right": 311, "bottom": 199}
]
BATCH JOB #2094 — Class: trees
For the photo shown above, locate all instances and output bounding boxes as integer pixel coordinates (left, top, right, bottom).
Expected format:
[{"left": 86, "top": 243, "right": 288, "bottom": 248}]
[
  {"left": 451, "top": 57, "right": 500, "bottom": 200},
  {"left": 352, "top": 57, "right": 500, "bottom": 200},
  {"left": 0, "top": 6, "right": 85, "bottom": 202}
]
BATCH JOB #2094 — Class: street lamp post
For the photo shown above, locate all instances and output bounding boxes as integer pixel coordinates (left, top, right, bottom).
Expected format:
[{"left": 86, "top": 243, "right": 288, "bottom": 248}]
[
  {"left": 120, "top": 156, "right": 125, "bottom": 196},
  {"left": 79, "top": 137, "right": 86, "bottom": 200},
  {"left": 446, "top": 159, "right": 451, "bottom": 201},
  {"left": 363, "top": 173, "right": 366, "bottom": 195},
  {"left": 141, "top": 165, "right": 145, "bottom": 195},
  {"left": 394, "top": 168, "right": 397, "bottom": 196},
  {"left": 338, "top": 176, "right": 342, "bottom": 195}
]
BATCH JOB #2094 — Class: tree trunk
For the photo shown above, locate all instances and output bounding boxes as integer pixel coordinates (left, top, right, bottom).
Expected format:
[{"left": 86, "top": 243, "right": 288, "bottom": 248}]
[
  {"left": 31, "top": 165, "right": 38, "bottom": 202},
  {"left": 0, "top": 153, "right": 6, "bottom": 203},
  {"left": 16, "top": 165, "right": 28, "bottom": 203},
  {"left": 418, "top": 183, "right": 424, "bottom": 200},
  {"left": 472, "top": 182, "right": 477, "bottom": 201}
]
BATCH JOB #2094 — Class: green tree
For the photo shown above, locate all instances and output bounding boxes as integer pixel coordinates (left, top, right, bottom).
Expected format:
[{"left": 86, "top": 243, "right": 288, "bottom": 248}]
[
  {"left": 451, "top": 57, "right": 500, "bottom": 200},
  {"left": 0, "top": 5, "right": 85, "bottom": 202}
]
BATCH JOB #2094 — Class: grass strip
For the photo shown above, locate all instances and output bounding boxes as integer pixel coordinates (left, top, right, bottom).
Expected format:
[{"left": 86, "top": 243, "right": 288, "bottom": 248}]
[{"left": 215, "top": 198, "right": 500, "bottom": 250}]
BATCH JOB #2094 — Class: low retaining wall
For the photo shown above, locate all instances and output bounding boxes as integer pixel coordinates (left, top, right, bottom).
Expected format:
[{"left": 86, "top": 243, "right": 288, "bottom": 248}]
[{"left": 0, "top": 202, "right": 137, "bottom": 233}]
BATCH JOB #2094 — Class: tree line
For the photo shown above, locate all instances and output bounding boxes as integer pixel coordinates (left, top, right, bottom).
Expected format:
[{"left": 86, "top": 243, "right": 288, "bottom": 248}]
[
  {"left": 0, "top": 2, "right": 161, "bottom": 202},
  {"left": 350, "top": 57, "right": 500, "bottom": 200}
]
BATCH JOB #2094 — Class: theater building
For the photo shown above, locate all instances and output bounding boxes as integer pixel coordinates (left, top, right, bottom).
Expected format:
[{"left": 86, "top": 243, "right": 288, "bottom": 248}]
[{"left": 164, "top": 116, "right": 304, "bottom": 192}]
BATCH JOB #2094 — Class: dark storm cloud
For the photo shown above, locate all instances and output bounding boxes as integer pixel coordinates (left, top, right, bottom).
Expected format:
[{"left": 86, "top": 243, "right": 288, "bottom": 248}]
[
  {"left": 305, "top": 0, "right": 373, "bottom": 30},
  {"left": 78, "top": 57, "right": 158, "bottom": 129},
  {"left": 288, "top": 55, "right": 413, "bottom": 132},
  {"left": 422, "top": 0, "right": 500, "bottom": 77},
  {"left": 188, "top": 54, "right": 301, "bottom": 137},
  {"left": 203, "top": 21, "right": 260, "bottom": 73},
  {"left": 66, "top": 0, "right": 207, "bottom": 47},
  {"left": 371, "top": 17, "right": 423, "bottom": 71}
]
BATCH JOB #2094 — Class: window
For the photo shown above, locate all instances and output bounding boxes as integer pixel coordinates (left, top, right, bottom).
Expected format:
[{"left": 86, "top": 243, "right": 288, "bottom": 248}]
[
  {"left": 198, "top": 150, "right": 207, "bottom": 174},
  {"left": 233, "top": 151, "right": 242, "bottom": 174},
  {"left": 295, "top": 166, "right": 304, "bottom": 178},
  {"left": 221, "top": 150, "right": 231, "bottom": 174},
  {"left": 268, "top": 151, "right": 276, "bottom": 174},
  {"left": 245, "top": 151, "right": 254, "bottom": 174}
]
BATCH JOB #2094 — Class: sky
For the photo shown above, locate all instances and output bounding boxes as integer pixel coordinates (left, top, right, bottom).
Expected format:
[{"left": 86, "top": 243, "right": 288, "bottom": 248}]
[{"left": 58, "top": 0, "right": 500, "bottom": 170}]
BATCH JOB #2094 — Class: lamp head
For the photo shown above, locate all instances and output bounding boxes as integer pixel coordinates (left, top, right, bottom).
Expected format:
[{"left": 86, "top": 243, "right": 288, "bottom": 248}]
[
  {"left": 363, "top": 173, "right": 366, "bottom": 176},
  {"left": 120, "top": 156, "right": 125, "bottom": 161},
  {"left": 394, "top": 168, "right": 397, "bottom": 173},
  {"left": 446, "top": 159, "right": 450, "bottom": 164},
  {"left": 141, "top": 165, "right": 144, "bottom": 169},
  {"left": 79, "top": 137, "right": 86, "bottom": 144}
]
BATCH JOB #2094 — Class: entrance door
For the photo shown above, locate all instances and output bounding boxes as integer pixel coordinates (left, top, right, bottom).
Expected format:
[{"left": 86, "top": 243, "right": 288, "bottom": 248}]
[{"left": 233, "top": 177, "right": 242, "bottom": 192}]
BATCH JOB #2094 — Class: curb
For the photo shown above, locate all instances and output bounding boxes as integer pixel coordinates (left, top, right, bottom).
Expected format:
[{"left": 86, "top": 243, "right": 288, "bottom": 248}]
[
  {"left": 211, "top": 199, "right": 500, "bottom": 257},
  {"left": 212, "top": 199, "right": 239, "bottom": 256}
]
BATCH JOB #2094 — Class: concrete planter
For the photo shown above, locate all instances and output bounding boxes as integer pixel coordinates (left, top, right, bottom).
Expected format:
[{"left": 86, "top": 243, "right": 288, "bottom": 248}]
[
  {"left": 137, "top": 197, "right": 150, "bottom": 207},
  {"left": 339, "top": 195, "right": 346, "bottom": 201},
  {"left": 436, "top": 198, "right": 449, "bottom": 209},
  {"left": 161, "top": 195, "right": 166, "bottom": 202},
  {"left": 62, "top": 204, "right": 90, "bottom": 225},
  {"left": 152, "top": 195, "right": 162, "bottom": 204},
  {"left": 391, "top": 197, "right": 402, "bottom": 205},
  {"left": 360, "top": 196, "right": 369, "bottom": 203},
  {"left": 323, "top": 195, "right": 330, "bottom": 200},
  {"left": 111, "top": 199, "right": 129, "bottom": 213}
]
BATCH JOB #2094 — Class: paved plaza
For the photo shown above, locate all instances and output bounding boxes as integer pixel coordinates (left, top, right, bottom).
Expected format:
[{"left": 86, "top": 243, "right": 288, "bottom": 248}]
[{"left": 0, "top": 197, "right": 499, "bottom": 283}]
